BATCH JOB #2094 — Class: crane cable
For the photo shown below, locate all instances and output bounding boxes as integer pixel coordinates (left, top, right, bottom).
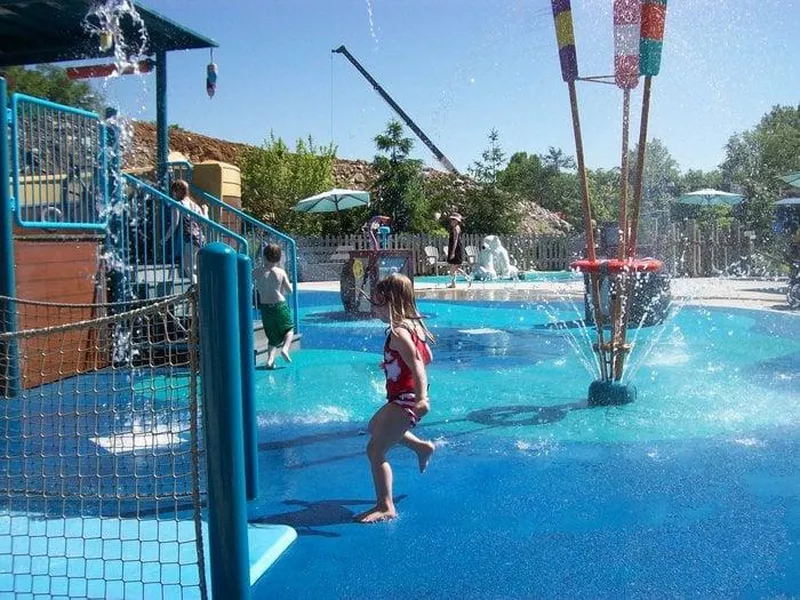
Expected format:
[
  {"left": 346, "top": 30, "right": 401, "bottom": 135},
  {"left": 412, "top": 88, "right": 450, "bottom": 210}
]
[{"left": 330, "top": 51, "right": 335, "bottom": 146}]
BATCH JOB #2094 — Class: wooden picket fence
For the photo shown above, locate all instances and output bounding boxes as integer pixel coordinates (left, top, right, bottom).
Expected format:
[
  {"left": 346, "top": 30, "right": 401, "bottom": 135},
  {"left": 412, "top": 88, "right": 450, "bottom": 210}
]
[
  {"left": 294, "top": 221, "right": 755, "bottom": 281},
  {"left": 295, "top": 233, "right": 570, "bottom": 281}
]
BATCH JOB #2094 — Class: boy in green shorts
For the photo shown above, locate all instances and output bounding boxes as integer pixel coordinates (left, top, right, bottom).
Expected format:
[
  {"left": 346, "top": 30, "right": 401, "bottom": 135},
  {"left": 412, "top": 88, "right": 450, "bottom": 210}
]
[{"left": 253, "top": 243, "right": 294, "bottom": 369}]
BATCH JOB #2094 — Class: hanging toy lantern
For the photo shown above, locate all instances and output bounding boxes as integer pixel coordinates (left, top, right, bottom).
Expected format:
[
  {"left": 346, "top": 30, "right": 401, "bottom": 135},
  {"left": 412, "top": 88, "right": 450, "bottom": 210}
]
[{"left": 206, "top": 49, "right": 218, "bottom": 98}]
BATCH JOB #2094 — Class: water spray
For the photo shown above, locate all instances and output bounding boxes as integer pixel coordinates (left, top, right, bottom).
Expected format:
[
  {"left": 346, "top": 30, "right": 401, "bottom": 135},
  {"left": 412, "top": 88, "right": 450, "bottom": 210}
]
[{"left": 550, "top": 0, "right": 670, "bottom": 407}]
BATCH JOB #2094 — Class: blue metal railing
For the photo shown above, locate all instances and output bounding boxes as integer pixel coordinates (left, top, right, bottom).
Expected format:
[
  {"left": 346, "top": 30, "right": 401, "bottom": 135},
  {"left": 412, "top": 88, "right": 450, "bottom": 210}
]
[
  {"left": 120, "top": 174, "right": 248, "bottom": 302},
  {"left": 10, "top": 93, "right": 107, "bottom": 231},
  {"left": 0, "top": 77, "right": 19, "bottom": 397},
  {"left": 168, "top": 160, "right": 300, "bottom": 332}
]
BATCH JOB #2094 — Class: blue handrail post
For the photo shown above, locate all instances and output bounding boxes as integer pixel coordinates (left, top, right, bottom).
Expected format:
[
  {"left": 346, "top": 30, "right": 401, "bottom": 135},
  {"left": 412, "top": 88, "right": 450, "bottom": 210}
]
[
  {"left": 237, "top": 254, "right": 259, "bottom": 501},
  {"left": 0, "top": 76, "right": 19, "bottom": 397},
  {"left": 156, "top": 50, "right": 169, "bottom": 192},
  {"left": 288, "top": 237, "right": 299, "bottom": 333},
  {"left": 198, "top": 243, "right": 250, "bottom": 600}
]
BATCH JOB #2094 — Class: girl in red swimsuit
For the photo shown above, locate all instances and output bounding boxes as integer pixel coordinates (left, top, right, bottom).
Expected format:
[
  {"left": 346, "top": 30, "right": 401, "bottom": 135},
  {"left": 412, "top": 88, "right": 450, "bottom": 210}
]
[{"left": 355, "top": 273, "right": 436, "bottom": 524}]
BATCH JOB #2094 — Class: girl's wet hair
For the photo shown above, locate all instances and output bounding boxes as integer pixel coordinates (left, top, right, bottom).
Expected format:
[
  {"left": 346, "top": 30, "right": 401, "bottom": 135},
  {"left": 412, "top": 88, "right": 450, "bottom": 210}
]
[{"left": 374, "top": 273, "right": 434, "bottom": 342}]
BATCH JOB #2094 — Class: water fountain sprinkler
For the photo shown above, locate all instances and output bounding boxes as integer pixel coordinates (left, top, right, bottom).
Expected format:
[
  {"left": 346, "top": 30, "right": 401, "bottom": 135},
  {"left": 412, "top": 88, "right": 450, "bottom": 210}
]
[{"left": 550, "top": 0, "right": 670, "bottom": 407}]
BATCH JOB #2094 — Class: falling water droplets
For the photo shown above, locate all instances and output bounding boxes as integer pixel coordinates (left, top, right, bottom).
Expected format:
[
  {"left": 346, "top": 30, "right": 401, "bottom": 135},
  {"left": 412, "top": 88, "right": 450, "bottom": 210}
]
[{"left": 365, "top": 0, "right": 379, "bottom": 48}]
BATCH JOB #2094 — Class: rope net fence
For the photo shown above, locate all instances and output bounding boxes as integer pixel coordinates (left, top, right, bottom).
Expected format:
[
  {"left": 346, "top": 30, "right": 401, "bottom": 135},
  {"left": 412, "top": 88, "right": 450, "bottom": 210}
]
[{"left": 0, "top": 290, "right": 207, "bottom": 599}]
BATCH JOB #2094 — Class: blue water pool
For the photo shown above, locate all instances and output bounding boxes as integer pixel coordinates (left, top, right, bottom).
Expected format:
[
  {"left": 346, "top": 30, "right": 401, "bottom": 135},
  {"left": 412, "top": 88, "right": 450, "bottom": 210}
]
[{"left": 250, "top": 291, "right": 799, "bottom": 598}]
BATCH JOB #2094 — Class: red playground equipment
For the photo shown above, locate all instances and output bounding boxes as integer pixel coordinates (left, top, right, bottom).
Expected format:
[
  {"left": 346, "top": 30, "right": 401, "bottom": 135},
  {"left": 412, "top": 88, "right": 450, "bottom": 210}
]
[{"left": 340, "top": 216, "right": 414, "bottom": 316}]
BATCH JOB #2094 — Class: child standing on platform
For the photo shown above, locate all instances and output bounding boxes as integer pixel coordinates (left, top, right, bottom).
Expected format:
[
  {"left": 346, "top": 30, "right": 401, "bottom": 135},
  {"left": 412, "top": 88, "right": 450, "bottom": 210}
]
[{"left": 253, "top": 243, "right": 294, "bottom": 369}]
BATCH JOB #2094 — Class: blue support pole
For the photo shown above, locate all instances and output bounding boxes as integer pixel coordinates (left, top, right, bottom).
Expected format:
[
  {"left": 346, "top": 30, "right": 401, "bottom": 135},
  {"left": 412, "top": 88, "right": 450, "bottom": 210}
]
[
  {"left": 0, "top": 77, "right": 19, "bottom": 397},
  {"left": 198, "top": 243, "right": 250, "bottom": 600},
  {"left": 237, "top": 254, "right": 259, "bottom": 501},
  {"left": 288, "top": 238, "right": 300, "bottom": 333},
  {"left": 155, "top": 51, "right": 169, "bottom": 191}
]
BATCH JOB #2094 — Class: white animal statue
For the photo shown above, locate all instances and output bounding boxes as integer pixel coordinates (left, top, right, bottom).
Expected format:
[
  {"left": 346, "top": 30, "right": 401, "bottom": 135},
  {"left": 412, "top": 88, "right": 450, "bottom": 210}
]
[{"left": 473, "top": 235, "right": 519, "bottom": 280}]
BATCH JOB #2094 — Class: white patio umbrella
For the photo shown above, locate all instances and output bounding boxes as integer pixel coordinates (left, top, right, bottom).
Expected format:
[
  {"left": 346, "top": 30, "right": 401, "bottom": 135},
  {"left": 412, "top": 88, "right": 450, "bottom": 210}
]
[
  {"left": 675, "top": 188, "right": 744, "bottom": 207},
  {"left": 291, "top": 188, "right": 370, "bottom": 213}
]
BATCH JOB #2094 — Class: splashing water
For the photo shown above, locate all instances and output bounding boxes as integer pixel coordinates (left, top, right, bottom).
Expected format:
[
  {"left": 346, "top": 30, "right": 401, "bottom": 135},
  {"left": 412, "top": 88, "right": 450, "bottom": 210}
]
[
  {"left": 82, "top": 1, "right": 153, "bottom": 366},
  {"left": 84, "top": 0, "right": 149, "bottom": 75},
  {"left": 365, "top": 0, "right": 379, "bottom": 47}
]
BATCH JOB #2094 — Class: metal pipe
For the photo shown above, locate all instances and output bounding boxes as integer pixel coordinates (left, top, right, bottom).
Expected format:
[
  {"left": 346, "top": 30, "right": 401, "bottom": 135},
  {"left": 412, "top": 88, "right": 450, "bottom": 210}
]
[
  {"left": 237, "top": 253, "right": 259, "bottom": 501},
  {"left": 0, "top": 77, "right": 19, "bottom": 396},
  {"left": 198, "top": 242, "right": 250, "bottom": 600},
  {"left": 156, "top": 51, "right": 169, "bottom": 191}
]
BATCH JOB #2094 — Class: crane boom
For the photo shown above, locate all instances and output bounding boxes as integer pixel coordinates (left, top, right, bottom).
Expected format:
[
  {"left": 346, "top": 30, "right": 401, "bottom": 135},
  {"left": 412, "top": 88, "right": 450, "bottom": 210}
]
[{"left": 332, "top": 45, "right": 459, "bottom": 174}]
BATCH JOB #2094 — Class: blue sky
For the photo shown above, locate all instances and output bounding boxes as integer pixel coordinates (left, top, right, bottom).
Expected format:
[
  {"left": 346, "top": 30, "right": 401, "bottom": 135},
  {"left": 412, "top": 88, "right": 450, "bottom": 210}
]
[{"left": 104, "top": 0, "right": 798, "bottom": 174}]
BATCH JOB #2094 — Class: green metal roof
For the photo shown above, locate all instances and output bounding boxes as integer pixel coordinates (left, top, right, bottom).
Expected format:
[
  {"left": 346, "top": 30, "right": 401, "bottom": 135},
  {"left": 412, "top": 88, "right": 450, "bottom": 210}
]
[{"left": 0, "top": 0, "right": 217, "bottom": 67}]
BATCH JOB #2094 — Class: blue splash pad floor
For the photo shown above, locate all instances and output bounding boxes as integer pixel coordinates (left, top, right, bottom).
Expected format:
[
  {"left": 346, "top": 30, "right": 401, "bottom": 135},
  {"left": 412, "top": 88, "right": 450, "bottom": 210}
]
[
  {"left": 251, "top": 423, "right": 798, "bottom": 599},
  {"left": 0, "top": 516, "right": 294, "bottom": 599},
  {"left": 249, "top": 292, "right": 799, "bottom": 598}
]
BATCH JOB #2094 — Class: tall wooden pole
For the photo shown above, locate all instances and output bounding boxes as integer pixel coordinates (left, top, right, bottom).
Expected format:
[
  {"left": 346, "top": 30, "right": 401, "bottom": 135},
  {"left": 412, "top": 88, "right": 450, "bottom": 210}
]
[
  {"left": 615, "top": 76, "right": 654, "bottom": 380},
  {"left": 568, "top": 80, "right": 608, "bottom": 380},
  {"left": 611, "top": 88, "right": 633, "bottom": 379},
  {"left": 627, "top": 76, "right": 652, "bottom": 258}
]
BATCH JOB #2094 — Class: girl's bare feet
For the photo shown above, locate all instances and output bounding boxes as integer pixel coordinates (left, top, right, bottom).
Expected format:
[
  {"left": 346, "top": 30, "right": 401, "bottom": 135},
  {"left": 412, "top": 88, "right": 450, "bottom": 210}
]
[
  {"left": 416, "top": 441, "right": 435, "bottom": 473},
  {"left": 281, "top": 347, "right": 292, "bottom": 363},
  {"left": 354, "top": 505, "right": 397, "bottom": 523}
]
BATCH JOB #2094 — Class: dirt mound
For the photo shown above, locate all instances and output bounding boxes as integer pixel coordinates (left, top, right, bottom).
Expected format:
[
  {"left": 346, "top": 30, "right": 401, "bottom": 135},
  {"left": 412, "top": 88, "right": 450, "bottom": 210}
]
[{"left": 126, "top": 121, "right": 570, "bottom": 235}]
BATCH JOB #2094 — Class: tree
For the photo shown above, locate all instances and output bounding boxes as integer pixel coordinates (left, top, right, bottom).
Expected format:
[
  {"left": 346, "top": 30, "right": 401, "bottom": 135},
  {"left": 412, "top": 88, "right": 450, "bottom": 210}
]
[
  {"left": 372, "top": 120, "right": 429, "bottom": 233},
  {"left": 586, "top": 167, "right": 619, "bottom": 224},
  {"left": 459, "top": 129, "right": 521, "bottom": 234},
  {"left": 469, "top": 129, "right": 505, "bottom": 186},
  {"left": 499, "top": 152, "right": 546, "bottom": 200},
  {"left": 542, "top": 146, "right": 576, "bottom": 173},
  {"left": 2, "top": 65, "right": 102, "bottom": 111},
  {"left": 497, "top": 148, "right": 583, "bottom": 228},
  {"left": 239, "top": 134, "right": 337, "bottom": 235},
  {"left": 627, "top": 138, "right": 680, "bottom": 232},
  {"left": 721, "top": 105, "right": 800, "bottom": 244}
]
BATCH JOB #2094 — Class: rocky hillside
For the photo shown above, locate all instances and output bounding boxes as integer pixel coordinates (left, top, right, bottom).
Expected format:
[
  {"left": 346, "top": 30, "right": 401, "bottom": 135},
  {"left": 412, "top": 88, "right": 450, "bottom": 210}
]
[{"left": 127, "top": 121, "right": 571, "bottom": 235}]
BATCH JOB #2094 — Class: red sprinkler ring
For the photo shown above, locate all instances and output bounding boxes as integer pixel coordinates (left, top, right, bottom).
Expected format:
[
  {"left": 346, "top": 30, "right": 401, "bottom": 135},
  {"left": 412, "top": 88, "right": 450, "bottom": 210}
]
[{"left": 571, "top": 258, "right": 663, "bottom": 273}]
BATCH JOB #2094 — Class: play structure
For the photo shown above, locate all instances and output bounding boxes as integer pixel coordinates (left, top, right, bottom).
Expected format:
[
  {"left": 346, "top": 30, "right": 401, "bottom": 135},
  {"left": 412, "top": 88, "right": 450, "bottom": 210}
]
[
  {"left": 551, "top": 0, "right": 671, "bottom": 406},
  {"left": 340, "top": 215, "right": 414, "bottom": 315},
  {"left": 0, "top": 2, "right": 299, "bottom": 598}
]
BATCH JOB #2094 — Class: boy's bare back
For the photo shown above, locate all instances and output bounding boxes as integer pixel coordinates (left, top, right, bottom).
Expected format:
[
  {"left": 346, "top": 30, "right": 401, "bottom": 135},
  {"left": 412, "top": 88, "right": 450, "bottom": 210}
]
[{"left": 254, "top": 264, "right": 291, "bottom": 305}]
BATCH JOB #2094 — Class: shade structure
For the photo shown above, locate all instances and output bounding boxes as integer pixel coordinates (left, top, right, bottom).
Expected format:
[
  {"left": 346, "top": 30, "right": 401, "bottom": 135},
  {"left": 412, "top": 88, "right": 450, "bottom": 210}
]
[
  {"left": 775, "top": 197, "right": 800, "bottom": 206},
  {"left": 778, "top": 172, "right": 800, "bottom": 189},
  {"left": 675, "top": 188, "right": 744, "bottom": 207},
  {"left": 0, "top": 0, "right": 217, "bottom": 67},
  {"left": 292, "top": 189, "right": 370, "bottom": 213}
]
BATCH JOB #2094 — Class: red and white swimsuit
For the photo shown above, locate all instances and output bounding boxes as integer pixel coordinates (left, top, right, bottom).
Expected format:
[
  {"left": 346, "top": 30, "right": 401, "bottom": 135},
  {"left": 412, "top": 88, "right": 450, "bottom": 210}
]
[{"left": 382, "top": 325, "right": 432, "bottom": 427}]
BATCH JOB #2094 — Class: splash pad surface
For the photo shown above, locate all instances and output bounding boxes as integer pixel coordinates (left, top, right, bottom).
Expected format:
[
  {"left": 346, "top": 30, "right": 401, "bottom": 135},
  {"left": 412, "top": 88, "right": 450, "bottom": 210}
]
[{"left": 250, "top": 291, "right": 799, "bottom": 598}]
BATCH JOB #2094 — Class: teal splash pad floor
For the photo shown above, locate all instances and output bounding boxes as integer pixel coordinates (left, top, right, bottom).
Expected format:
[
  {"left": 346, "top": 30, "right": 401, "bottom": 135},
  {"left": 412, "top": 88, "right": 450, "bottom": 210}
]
[{"left": 249, "top": 292, "right": 799, "bottom": 598}]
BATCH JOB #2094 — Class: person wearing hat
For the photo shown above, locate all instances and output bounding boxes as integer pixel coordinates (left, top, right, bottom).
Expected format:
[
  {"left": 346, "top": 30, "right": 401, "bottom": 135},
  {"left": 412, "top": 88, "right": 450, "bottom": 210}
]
[{"left": 446, "top": 213, "right": 464, "bottom": 288}]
